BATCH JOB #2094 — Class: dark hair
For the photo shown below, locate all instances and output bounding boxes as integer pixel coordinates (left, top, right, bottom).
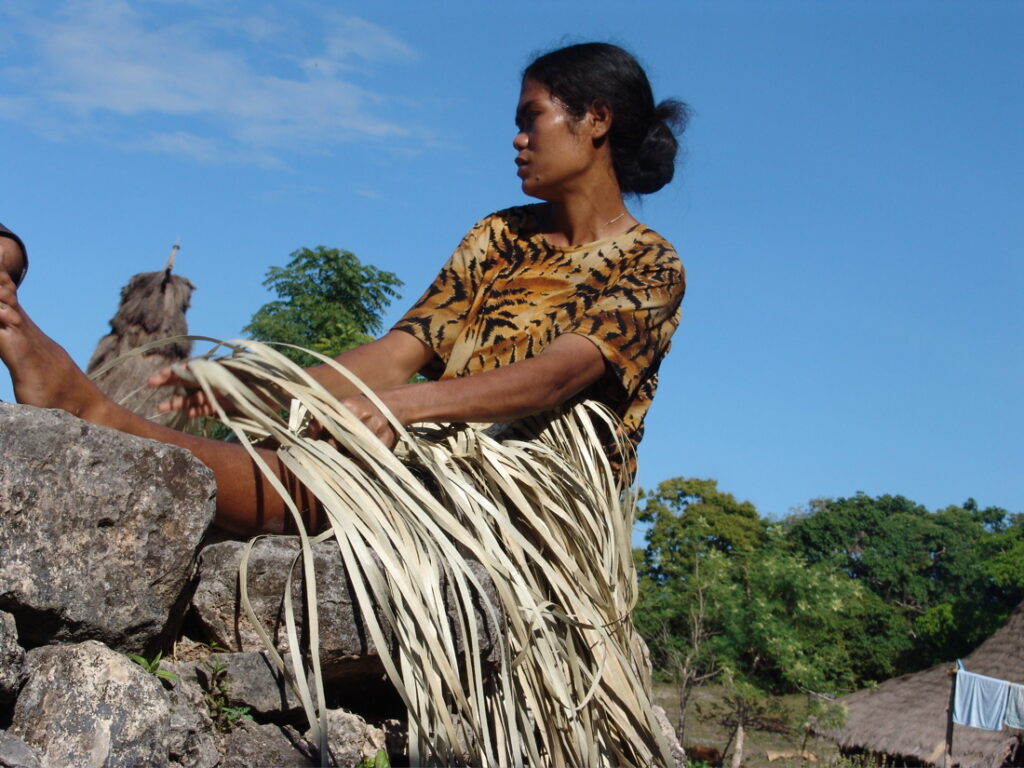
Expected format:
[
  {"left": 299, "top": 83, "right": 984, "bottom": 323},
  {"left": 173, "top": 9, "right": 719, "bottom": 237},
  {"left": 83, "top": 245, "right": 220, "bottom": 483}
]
[{"left": 523, "top": 42, "right": 689, "bottom": 195}]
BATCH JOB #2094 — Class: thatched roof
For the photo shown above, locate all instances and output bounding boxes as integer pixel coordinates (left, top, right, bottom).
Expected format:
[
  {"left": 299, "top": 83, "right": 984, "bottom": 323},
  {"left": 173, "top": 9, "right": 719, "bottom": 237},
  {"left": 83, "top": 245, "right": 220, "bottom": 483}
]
[
  {"left": 86, "top": 246, "right": 195, "bottom": 428},
  {"left": 824, "top": 602, "right": 1024, "bottom": 767}
]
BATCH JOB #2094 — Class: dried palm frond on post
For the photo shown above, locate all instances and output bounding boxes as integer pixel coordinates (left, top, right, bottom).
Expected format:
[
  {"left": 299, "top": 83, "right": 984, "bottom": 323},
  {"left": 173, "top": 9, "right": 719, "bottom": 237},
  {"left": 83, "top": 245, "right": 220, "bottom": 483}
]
[
  {"left": 86, "top": 244, "right": 195, "bottom": 428},
  {"left": 174, "top": 339, "right": 672, "bottom": 767}
]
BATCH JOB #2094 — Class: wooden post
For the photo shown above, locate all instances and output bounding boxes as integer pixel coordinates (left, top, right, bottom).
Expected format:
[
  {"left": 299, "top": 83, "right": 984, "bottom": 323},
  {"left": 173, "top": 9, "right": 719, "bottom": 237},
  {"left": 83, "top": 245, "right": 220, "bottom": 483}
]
[{"left": 944, "top": 664, "right": 957, "bottom": 768}]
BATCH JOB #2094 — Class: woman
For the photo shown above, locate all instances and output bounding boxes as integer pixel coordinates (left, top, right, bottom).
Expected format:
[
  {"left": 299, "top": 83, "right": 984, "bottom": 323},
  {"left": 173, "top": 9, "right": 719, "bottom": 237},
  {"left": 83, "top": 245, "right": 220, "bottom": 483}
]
[
  {"left": 0, "top": 42, "right": 686, "bottom": 534},
  {"left": 0, "top": 42, "right": 688, "bottom": 765}
]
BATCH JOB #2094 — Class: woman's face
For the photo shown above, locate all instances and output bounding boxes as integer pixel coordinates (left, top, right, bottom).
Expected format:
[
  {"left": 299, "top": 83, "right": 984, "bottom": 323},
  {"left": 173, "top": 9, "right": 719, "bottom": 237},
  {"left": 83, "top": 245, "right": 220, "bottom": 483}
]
[{"left": 513, "top": 79, "right": 597, "bottom": 201}]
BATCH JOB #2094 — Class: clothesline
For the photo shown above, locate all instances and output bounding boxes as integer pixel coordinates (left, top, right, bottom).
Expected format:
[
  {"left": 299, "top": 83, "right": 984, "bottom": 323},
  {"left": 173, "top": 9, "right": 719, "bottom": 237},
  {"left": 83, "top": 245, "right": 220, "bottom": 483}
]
[{"left": 953, "top": 660, "right": 1024, "bottom": 732}]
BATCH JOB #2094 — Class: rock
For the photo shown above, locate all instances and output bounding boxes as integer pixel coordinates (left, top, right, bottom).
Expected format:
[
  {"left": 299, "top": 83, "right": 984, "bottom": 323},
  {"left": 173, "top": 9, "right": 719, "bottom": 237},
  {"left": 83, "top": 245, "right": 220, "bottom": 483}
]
[
  {"left": 0, "top": 612, "right": 24, "bottom": 705},
  {"left": 11, "top": 641, "right": 173, "bottom": 767},
  {"left": 0, "top": 732, "right": 40, "bottom": 768},
  {"left": 168, "top": 651, "right": 305, "bottom": 721},
  {"left": 652, "top": 704, "right": 687, "bottom": 767},
  {"left": 0, "top": 404, "right": 216, "bottom": 654},
  {"left": 161, "top": 662, "right": 220, "bottom": 768},
  {"left": 216, "top": 721, "right": 317, "bottom": 768},
  {"left": 190, "top": 538, "right": 501, "bottom": 685},
  {"left": 190, "top": 538, "right": 390, "bottom": 671},
  {"left": 307, "top": 709, "right": 387, "bottom": 768}
]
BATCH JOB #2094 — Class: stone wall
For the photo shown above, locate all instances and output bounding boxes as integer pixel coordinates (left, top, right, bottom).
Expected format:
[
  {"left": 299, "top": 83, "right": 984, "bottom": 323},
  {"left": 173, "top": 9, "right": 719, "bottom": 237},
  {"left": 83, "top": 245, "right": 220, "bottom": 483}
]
[{"left": 0, "top": 402, "right": 685, "bottom": 767}]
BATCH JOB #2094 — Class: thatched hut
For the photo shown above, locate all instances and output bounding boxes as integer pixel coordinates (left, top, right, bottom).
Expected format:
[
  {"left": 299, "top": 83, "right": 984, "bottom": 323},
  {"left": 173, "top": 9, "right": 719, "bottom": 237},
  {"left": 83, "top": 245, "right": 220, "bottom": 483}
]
[
  {"left": 86, "top": 245, "right": 195, "bottom": 428},
  {"left": 825, "top": 602, "right": 1024, "bottom": 767}
]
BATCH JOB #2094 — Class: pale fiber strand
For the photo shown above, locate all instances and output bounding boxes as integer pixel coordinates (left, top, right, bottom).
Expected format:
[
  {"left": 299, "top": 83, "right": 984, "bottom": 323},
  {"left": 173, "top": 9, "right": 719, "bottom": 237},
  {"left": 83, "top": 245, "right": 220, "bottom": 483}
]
[{"left": 172, "top": 339, "right": 670, "bottom": 767}]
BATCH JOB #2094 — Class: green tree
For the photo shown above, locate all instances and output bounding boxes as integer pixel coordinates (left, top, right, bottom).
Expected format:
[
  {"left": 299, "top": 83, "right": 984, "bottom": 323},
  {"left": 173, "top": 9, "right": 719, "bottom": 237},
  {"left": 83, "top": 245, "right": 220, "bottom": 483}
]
[
  {"left": 783, "top": 493, "right": 1024, "bottom": 673},
  {"left": 634, "top": 478, "right": 764, "bottom": 742},
  {"left": 244, "top": 246, "right": 402, "bottom": 366},
  {"left": 637, "top": 477, "right": 765, "bottom": 586},
  {"left": 634, "top": 478, "right": 864, "bottom": 745},
  {"left": 708, "top": 530, "right": 864, "bottom": 695}
]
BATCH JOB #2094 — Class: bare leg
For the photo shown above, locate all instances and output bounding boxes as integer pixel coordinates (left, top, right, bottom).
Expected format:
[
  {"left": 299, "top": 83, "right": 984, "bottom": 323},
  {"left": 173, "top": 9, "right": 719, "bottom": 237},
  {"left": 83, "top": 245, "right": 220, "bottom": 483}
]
[{"left": 0, "top": 271, "right": 313, "bottom": 534}]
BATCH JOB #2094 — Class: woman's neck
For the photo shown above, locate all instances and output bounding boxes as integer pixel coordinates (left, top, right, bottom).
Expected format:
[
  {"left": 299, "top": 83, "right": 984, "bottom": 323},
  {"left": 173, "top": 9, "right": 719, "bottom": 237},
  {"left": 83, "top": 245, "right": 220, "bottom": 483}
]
[{"left": 541, "top": 193, "right": 637, "bottom": 248}]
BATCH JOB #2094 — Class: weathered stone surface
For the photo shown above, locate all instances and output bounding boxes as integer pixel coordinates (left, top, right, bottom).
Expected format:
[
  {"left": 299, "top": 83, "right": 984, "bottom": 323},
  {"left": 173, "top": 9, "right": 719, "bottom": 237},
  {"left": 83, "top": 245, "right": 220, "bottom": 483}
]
[
  {"left": 0, "top": 612, "right": 24, "bottom": 705},
  {"left": 168, "top": 651, "right": 305, "bottom": 720},
  {"left": 191, "top": 538, "right": 501, "bottom": 683},
  {"left": 12, "top": 641, "right": 173, "bottom": 768},
  {"left": 307, "top": 709, "right": 387, "bottom": 768},
  {"left": 0, "top": 404, "right": 216, "bottom": 653},
  {"left": 653, "top": 704, "right": 687, "bottom": 767},
  {"left": 217, "top": 721, "right": 316, "bottom": 768},
  {"left": 161, "top": 662, "right": 220, "bottom": 768},
  {"left": 0, "top": 731, "right": 40, "bottom": 768}
]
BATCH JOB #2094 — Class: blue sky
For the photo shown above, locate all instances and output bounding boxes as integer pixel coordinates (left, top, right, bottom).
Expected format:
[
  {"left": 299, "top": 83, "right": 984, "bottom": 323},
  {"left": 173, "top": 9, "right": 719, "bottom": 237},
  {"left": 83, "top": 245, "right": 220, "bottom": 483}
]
[{"left": 1, "top": 1, "right": 1021, "bottom": 525}]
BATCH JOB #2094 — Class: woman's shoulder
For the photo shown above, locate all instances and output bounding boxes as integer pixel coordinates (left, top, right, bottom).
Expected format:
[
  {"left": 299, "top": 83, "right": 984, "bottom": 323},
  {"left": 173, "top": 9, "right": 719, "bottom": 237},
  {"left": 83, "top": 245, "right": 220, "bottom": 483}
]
[
  {"left": 479, "top": 203, "right": 546, "bottom": 238},
  {"left": 451, "top": 204, "right": 543, "bottom": 250}
]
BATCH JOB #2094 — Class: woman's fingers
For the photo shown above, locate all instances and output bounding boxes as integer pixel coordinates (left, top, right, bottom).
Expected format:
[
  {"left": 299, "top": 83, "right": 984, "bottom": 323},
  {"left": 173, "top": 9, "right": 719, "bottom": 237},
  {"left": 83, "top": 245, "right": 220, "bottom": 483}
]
[
  {"left": 149, "top": 366, "right": 219, "bottom": 417},
  {"left": 339, "top": 395, "right": 397, "bottom": 449}
]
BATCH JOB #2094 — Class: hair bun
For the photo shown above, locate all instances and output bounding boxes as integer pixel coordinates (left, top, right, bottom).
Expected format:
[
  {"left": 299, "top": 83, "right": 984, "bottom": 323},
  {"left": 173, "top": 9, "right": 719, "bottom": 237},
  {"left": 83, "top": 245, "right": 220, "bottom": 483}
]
[{"left": 628, "top": 99, "right": 690, "bottom": 195}]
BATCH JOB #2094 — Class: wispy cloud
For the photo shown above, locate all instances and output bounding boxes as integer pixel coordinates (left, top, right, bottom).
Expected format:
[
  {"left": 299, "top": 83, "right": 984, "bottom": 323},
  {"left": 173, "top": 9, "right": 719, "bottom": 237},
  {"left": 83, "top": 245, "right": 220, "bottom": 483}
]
[{"left": 0, "top": 1, "right": 419, "bottom": 165}]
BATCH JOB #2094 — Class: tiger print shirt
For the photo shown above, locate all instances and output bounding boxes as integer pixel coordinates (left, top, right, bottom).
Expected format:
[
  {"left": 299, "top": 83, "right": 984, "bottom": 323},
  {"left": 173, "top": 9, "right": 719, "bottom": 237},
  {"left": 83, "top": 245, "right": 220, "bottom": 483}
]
[{"left": 392, "top": 204, "right": 685, "bottom": 466}]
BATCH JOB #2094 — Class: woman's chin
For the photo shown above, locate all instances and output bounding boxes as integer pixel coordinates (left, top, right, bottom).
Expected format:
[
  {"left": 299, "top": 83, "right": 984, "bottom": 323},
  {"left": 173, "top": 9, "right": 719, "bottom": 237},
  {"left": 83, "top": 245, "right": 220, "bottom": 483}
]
[{"left": 520, "top": 181, "right": 552, "bottom": 202}]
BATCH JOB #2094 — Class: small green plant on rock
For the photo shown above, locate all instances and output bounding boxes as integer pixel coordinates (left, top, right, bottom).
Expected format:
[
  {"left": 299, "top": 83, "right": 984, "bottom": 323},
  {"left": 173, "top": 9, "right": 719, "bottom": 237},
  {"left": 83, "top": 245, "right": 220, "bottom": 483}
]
[
  {"left": 357, "top": 748, "right": 391, "bottom": 768},
  {"left": 128, "top": 651, "right": 180, "bottom": 685},
  {"left": 203, "top": 656, "right": 253, "bottom": 732}
]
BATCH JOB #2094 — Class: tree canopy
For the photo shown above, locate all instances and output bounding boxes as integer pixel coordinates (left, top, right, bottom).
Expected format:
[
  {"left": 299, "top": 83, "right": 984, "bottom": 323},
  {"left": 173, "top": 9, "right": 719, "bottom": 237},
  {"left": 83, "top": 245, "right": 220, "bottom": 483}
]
[
  {"left": 634, "top": 478, "right": 1024, "bottom": 700},
  {"left": 244, "top": 246, "right": 402, "bottom": 366}
]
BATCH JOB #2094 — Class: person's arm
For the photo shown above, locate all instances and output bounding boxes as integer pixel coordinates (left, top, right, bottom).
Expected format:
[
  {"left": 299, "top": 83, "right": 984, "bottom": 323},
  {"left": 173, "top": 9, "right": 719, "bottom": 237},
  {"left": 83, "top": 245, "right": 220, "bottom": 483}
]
[
  {"left": 152, "top": 329, "right": 434, "bottom": 418},
  {"left": 336, "top": 332, "right": 607, "bottom": 445},
  {"left": 306, "top": 330, "right": 436, "bottom": 397}
]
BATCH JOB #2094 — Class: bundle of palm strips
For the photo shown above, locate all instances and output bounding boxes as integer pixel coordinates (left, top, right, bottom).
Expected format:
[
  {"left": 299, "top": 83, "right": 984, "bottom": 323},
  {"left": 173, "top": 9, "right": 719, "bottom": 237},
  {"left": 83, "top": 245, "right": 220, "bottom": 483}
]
[{"left": 175, "top": 340, "right": 670, "bottom": 767}]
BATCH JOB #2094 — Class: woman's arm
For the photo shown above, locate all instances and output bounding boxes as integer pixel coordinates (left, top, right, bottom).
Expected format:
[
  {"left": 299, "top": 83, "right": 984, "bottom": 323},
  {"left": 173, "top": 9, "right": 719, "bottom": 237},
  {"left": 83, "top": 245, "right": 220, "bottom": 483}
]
[
  {"left": 306, "top": 330, "right": 436, "bottom": 396},
  {"left": 152, "top": 329, "right": 435, "bottom": 418},
  {"left": 337, "top": 332, "right": 607, "bottom": 445}
]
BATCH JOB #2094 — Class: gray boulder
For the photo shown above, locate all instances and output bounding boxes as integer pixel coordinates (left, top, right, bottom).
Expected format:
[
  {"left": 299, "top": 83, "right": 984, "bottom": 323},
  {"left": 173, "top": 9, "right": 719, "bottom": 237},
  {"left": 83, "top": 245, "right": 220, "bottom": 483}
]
[
  {"left": 167, "top": 651, "right": 305, "bottom": 721},
  {"left": 190, "top": 538, "right": 501, "bottom": 684},
  {"left": 161, "top": 662, "right": 220, "bottom": 768},
  {"left": 0, "top": 612, "right": 24, "bottom": 704},
  {"left": 0, "top": 732, "right": 39, "bottom": 768},
  {"left": 216, "top": 721, "right": 317, "bottom": 768},
  {"left": 653, "top": 704, "right": 688, "bottom": 767},
  {"left": 11, "top": 641, "right": 173, "bottom": 768},
  {"left": 0, "top": 404, "right": 216, "bottom": 653},
  {"left": 308, "top": 709, "right": 388, "bottom": 768}
]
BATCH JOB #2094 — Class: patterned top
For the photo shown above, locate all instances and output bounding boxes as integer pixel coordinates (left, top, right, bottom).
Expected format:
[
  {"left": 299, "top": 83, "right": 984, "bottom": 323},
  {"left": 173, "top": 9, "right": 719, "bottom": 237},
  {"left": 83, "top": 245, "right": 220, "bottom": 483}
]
[{"left": 392, "top": 204, "right": 685, "bottom": 466}]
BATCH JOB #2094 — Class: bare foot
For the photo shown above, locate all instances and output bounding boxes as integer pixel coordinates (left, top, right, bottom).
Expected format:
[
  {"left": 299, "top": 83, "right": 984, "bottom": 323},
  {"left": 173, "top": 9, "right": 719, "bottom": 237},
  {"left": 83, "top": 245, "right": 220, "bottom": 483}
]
[{"left": 0, "top": 271, "right": 108, "bottom": 419}]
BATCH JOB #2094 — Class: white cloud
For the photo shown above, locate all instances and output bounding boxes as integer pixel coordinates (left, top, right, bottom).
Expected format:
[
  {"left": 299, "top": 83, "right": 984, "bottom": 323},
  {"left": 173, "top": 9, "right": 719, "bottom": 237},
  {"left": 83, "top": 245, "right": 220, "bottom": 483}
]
[{"left": 0, "top": 0, "right": 419, "bottom": 165}]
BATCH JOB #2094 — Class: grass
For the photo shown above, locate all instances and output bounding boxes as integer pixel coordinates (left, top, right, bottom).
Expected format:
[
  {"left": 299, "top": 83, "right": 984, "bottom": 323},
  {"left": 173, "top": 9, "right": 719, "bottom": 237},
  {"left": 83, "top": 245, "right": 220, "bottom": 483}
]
[{"left": 654, "top": 683, "right": 875, "bottom": 767}]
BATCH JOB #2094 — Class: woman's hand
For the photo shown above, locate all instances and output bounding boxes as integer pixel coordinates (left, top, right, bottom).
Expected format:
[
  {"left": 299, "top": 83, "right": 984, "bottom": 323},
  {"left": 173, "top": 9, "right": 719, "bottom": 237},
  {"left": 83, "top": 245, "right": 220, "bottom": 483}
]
[
  {"left": 338, "top": 394, "right": 399, "bottom": 449},
  {"left": 149, "top": 366, "right": 234, "bottom": 419}
]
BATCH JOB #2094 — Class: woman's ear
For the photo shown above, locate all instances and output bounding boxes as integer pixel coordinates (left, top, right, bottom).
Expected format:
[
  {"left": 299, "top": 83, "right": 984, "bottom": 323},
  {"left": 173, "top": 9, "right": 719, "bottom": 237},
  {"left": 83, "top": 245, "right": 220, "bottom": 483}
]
[{"left": 586, "top": 99, "right": 613, "bottom": 141}]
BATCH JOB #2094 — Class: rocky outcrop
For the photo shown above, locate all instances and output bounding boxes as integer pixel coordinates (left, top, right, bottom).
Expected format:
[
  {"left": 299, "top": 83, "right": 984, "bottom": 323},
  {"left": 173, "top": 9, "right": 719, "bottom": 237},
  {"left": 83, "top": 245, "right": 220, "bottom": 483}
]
[
  {"left": 12, "top": 641, "right": 176, "bottom": 767},
  {"left": 190, "top": 538, "right": 501, "bottom": 685},
  {"left": 0, "top": 404, "right": 429, "bottom": 766},
  {"left": 0, "top": 402, "right": 668, "bottom": 767},
  {"left": 0, "top": 731, "right": 40, "bottom": 768},
  {"left": 0, "top": 612, "right": 24, "bottom": 705},
  {"left": 0, "top": 404, "right": 216, "bottom": 654}
]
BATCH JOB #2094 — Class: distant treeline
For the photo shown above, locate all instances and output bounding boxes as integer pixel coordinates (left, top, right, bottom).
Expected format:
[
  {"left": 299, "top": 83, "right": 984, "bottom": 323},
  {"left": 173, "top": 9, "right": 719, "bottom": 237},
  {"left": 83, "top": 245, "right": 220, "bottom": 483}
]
[{"left": 633, "top": 477, "right": 1024, "bottom": 696}]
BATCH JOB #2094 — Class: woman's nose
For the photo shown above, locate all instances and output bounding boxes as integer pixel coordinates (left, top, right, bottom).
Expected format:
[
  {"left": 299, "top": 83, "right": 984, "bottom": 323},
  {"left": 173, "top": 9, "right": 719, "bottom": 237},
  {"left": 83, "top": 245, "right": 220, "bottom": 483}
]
[{"left": 513, "top": 131, "right": 528, "bottom": 150}]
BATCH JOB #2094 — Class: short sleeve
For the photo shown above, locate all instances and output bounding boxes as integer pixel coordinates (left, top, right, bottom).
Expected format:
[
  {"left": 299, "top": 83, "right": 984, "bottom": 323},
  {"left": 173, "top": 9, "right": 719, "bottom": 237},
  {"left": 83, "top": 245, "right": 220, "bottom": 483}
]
[
  {"left": 391, "top": 216, "right": 496, "bottom": 377},
  {"left": 570, "top": 247, "right": 685, "bottom": 400}
]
